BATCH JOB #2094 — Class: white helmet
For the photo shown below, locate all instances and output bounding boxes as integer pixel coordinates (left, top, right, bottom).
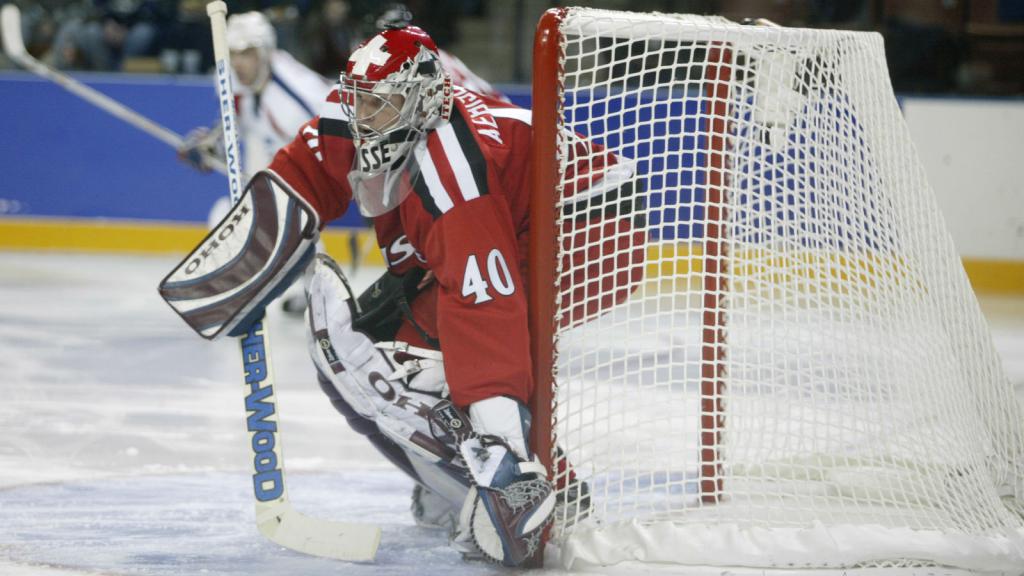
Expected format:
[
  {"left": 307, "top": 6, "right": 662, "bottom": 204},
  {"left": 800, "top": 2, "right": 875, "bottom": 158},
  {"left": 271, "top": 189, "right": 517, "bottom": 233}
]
[{"left": 226, "top": 12, "right": 277, "bottom": 52}]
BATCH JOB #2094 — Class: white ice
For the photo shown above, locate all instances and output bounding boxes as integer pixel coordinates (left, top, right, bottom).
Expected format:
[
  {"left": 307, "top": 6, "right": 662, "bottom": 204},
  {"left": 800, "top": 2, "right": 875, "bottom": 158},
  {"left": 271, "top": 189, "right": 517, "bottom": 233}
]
[{"left": 0, "top": 251, "right": 1021, "bottom": 576}]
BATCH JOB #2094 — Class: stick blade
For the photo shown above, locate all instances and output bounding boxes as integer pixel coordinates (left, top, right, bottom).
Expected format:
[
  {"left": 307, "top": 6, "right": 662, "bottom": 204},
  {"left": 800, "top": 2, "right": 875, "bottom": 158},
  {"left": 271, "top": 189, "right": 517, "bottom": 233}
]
[
  {"left": 256, "top": 502, "right": 381, "bottom": 562},
  {"left": 1, "top": 4, "right": 26, "bottom": 60}
]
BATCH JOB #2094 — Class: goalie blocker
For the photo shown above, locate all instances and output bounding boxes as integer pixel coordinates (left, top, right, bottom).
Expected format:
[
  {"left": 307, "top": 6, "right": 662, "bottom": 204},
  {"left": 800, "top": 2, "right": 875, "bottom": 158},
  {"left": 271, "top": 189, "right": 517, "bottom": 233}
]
[{"left": 159, "top": 170, "right": 319, "bottom": 339}]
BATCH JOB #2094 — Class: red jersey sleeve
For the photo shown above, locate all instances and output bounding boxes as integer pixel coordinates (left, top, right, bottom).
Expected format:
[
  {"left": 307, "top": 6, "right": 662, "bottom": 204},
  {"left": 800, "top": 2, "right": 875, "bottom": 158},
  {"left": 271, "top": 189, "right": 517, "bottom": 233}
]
[{"left": 267, "top": 117, "right": 354, "bottom": 226}]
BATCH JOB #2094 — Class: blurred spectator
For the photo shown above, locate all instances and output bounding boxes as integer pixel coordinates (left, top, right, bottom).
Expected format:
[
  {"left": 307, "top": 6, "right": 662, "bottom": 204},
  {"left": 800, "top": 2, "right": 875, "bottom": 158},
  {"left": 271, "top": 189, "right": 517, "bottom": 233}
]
[
  {"left": 357, "top": 0, "right": 462, "bottom": 48},
  {"left": 157, "top": 0, "right": 213, "bottom": 74},
  {"left": 807, "top": 0, "right": 871, "bottom": 29},
  {"left": 303, "top": 0, "right": 360, "bottom": 77},
  {"left": 50, "top": 0, "right": 171, "bottom": 71},
  {"left": 300, "top": 0, "right": 470, "bottom": 81},
  {"left": 6, "top": 3, "right": 62, "bottom": 63},
  {"left": 882, "top": 1, "right": 964, "bottom": 93},
  {"left": 9, "top": 0, "right": 1016, "bottom": 96}
]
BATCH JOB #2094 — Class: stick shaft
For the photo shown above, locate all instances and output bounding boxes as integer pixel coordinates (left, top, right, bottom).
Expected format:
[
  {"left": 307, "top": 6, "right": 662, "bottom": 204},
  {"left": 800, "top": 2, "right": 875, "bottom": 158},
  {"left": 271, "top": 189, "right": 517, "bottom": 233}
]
[
  {"left": 206, "top": 1, "right": 380, "bottom": 560},
  {"left": 206, "top": 2, "right": 279, "bottom": 495},
  {"left": 207, "top": 0, "right": 289, "bottom": 531},
  {"left": 206, "top": 1, "right": 244, "bottom": 201}
]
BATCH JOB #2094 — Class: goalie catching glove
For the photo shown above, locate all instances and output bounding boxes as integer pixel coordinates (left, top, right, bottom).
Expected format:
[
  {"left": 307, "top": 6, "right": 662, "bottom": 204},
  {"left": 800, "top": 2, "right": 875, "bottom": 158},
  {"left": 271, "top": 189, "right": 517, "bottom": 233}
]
[{"left": 453, "top": 396, "right": 555, "bottom": 567}]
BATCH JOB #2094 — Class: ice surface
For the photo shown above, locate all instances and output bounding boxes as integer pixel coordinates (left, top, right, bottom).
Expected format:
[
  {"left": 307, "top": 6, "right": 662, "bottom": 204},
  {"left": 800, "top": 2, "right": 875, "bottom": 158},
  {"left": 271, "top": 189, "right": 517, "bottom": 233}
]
[
  {"left": 0, "top": 252, "right": 504, "bottom": 576},
  {"left": 0, "top": 251, "right": 1021, "bottom": 576}
]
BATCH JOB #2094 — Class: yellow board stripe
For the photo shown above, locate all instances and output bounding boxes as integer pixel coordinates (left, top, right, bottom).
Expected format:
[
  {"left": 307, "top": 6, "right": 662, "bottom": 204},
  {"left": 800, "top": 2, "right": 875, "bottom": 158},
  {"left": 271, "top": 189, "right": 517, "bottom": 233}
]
[
  {"left": 961, "top": 259, "right": 1024, "bottom": 295},
  {"left": 643, "top": 244, "right": 1024, "bottom": 295},
  {"left": 0, "top": 217, "right": 206, "bottom": 253},
  {"left": 0, "top": 217, "right": 384, "bottom": 266},
  {"left": 0, "top": 217, "right": 1019, "bottom": 294}
]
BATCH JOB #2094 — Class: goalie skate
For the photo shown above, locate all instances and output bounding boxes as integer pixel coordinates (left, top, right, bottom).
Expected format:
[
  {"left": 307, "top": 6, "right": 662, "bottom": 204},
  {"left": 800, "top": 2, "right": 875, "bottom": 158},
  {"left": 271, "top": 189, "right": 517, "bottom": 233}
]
[
  {"left": 553, "top": 445, "right": 592, "bottom": 527},
  {"left": 411, "top": 483, "right": 460, "bottom": 534}
]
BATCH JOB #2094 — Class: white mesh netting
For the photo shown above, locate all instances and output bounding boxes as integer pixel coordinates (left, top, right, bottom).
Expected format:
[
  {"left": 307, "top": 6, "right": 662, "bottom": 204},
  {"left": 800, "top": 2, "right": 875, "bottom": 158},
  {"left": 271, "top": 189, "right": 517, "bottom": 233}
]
[{"left": 543, "top": 8, "right": 1024, "bottom": 572}]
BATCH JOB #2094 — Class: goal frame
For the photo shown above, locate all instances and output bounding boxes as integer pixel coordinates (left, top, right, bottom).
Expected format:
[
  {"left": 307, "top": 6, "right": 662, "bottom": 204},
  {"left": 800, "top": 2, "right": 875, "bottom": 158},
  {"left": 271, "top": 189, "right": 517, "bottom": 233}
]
[
  {"left": 525, "top": 6, "right": 1024, "bottom": 572},
  {"left": 527, "top": 6, "right": 732, "bottom": 505},
  {"left": 526, "top": 7, "right": 561, "bottom": 481}
]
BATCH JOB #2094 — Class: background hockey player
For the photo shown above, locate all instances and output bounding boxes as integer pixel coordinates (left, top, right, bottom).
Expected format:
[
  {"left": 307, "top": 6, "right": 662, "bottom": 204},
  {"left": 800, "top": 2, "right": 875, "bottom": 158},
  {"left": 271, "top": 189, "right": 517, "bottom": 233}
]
[
  {"left": 177, "top": 10, "right": 330, "bottom": 313},
  {"left": 177, "top": 11, "right": 330, "bottom": 228},
  {"left": 161, "top": 24, "right": 643, "bottom": 566}
]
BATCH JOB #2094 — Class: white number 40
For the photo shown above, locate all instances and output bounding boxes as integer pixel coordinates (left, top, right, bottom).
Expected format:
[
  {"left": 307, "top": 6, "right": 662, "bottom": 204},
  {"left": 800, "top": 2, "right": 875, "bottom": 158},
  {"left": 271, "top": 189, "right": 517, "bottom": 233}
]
[{"left": 462, "top": 249, "right": 515, "bottom": 304}]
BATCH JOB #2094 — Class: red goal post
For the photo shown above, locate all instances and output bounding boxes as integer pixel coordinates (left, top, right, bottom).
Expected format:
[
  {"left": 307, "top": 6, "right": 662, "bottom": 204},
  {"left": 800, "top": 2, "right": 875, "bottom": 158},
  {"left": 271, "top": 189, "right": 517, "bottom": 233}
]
[
  {"left": 526, "top": 7, "right": 560, "bottom": 480},
  {"left": 529, "top": 6, "right": 733, "bottom": 509}
]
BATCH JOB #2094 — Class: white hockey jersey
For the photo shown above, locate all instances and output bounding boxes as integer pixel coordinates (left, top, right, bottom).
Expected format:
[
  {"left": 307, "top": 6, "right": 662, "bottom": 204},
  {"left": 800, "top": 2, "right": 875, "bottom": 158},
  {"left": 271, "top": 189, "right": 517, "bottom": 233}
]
[{"left": 234, "top": 50, "right": 332, "bottom": 170}]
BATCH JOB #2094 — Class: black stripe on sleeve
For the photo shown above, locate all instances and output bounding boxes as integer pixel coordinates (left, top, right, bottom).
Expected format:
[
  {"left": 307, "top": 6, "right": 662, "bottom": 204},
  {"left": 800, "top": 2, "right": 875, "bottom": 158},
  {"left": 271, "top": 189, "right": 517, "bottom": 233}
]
[
  {"left": 449, "top": 111, "right": 489, "bottom": 196},
  {"left": 408, "top": 155, "right": 443, "bottom": 219},
  {"left": 271, "top": 72, "right": 317, "bottom": 118}
]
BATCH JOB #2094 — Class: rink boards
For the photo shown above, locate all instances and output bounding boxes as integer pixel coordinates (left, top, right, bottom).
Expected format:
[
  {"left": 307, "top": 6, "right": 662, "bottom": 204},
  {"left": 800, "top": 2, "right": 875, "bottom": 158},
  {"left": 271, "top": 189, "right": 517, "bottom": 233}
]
[{"left": 0, "top": 72, "right": 1019, "bottom": 292}]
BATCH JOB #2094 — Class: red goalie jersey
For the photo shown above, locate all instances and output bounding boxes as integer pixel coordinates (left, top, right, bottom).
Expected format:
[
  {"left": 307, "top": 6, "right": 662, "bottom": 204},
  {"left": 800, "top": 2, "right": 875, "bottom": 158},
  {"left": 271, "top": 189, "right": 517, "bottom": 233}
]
[{"left": 268, "top": 85, "right": 644, "bottom": 408}]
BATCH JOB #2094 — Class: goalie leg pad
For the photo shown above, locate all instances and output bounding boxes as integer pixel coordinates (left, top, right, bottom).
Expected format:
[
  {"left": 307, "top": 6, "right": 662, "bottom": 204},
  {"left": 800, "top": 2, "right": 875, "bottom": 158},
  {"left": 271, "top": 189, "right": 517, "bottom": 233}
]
[
  {"left": 159, "top": 169, "right": 320, "bottom": 339},
  {"left": 305, "top": 255, "right": 447, "bottom": 415},
  {"left": 306, "top": 254, "right": 470, "bottom": 505},
  {"left": 316, "top": 371, "right": 421, "bottom": 477},
  {"left": 411, "top": 475, "right": 464, "bottom": 537}
]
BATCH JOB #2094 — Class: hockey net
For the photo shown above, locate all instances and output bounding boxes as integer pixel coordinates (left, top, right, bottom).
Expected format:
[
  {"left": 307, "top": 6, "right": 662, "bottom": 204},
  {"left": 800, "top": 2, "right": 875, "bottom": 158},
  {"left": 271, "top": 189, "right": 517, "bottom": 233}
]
[{"left": 527, "top": 7, "right": 1024, "bottom": 571}]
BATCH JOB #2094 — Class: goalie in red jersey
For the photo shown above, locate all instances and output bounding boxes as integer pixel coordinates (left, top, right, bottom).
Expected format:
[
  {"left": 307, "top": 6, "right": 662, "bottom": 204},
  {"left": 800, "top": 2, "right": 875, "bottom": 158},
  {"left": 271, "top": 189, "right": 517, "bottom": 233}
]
[{"left": 263, "top": 26, "right": 642, "bottom": 565}]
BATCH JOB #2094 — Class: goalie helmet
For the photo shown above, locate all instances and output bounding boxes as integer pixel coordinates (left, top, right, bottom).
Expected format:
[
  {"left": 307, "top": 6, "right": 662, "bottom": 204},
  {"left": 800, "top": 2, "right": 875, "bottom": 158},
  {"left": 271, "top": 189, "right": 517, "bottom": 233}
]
[{"left": 340, "top": 26, "right": 452, "bottom": 215}]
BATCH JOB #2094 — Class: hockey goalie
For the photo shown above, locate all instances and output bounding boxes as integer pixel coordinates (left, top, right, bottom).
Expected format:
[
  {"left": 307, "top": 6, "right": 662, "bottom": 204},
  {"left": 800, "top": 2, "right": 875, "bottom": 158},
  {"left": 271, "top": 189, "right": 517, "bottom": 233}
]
[{"left": 161, "top": 24, "right": 644, "bottom": 566}]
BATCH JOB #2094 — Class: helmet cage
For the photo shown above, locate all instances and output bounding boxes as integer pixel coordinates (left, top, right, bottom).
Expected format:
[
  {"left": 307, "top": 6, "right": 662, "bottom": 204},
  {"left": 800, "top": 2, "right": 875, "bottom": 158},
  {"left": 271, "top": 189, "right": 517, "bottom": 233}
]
[
  {"left": 341, "top": 76, "right": 424, "bottom": 147},
  {"left": 340, "top": 43, "right": 450, "bottom": 178}
]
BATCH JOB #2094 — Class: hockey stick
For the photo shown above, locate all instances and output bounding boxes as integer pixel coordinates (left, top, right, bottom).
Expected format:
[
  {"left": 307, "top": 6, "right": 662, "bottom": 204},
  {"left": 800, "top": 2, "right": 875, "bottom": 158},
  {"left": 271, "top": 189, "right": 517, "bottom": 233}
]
[
  {"left": 205, "top": 1, "right": 380, "bottom": 562},
  {"left": 0, "top": 3, "right": 227, "bottom": 175}
]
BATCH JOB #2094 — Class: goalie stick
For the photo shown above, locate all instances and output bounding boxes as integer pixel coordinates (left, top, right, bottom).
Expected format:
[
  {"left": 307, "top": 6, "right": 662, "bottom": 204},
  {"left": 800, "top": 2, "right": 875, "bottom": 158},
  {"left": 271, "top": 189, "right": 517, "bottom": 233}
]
[
  {"left": 205, "top": 1, "right": 380, "bottom": 561},
  {"left": 0, "top": 3, "right": 227, "bottom": 175}
]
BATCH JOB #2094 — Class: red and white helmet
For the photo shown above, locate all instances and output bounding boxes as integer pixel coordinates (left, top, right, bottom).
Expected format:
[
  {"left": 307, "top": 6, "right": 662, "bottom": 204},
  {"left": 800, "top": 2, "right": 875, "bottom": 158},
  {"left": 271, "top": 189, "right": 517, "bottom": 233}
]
[
  {"left": 340, "top": 26, "right": 452, "bottom": 216},
  {"left": 340, "top": 26, "right": 452, "bottom": 175}
]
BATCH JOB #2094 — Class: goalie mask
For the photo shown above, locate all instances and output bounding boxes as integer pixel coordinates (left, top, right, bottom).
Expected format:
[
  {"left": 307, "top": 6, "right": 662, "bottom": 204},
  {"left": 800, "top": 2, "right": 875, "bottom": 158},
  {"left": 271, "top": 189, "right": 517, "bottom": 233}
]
[{"left": 340, "top": 26, "right": 452, "bottom": 216}]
